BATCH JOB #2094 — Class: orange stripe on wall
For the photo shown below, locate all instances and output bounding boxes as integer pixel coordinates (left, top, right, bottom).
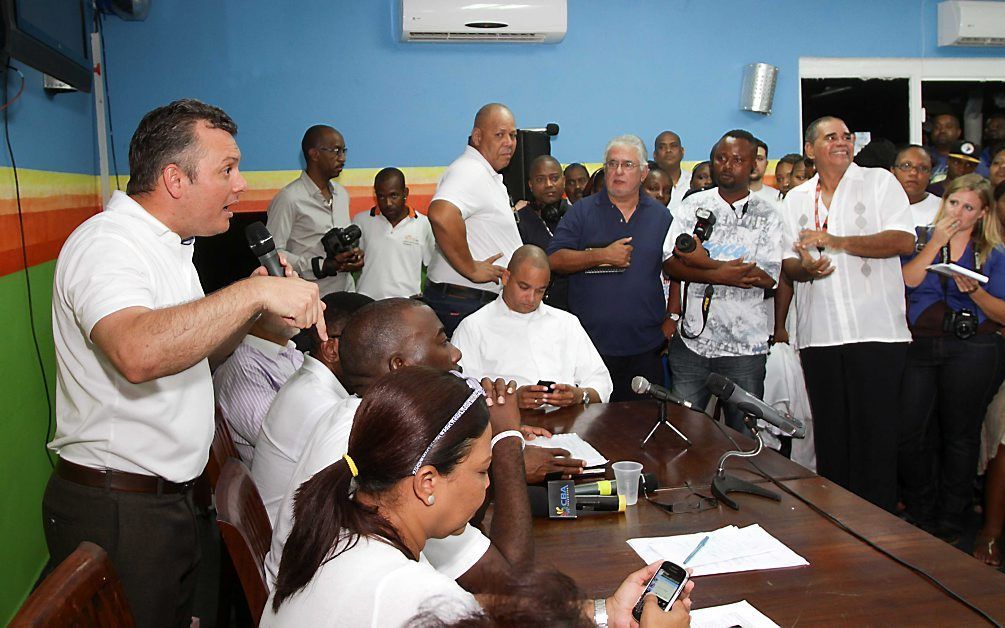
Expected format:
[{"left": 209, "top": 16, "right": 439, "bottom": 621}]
[{"left": 0, "top": 205, "right": 101, "bottom": 276}]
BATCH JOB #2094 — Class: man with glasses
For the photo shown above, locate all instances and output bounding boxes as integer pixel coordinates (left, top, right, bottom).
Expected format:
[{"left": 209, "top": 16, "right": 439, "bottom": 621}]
[
  {"left": 267, "top": 125, "right": 364, "bottom": 296},
  {"left": 548, "top": 135, "right": 673, "bottom": 401},
  {"left": 891, "top": 145, "right": 940, "bottom": 226}
]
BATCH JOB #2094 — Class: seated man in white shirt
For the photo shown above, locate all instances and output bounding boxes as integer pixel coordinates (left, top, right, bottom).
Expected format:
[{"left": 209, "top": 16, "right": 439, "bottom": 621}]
[
  {"left": 252, "top": 291, "right": 373, "bottom": 524},
  {"left": 212, "top": 313, "right": 303, "bottom": 462},
  {"left": 452, "top": 245, "right": 612, "bottom": 410},
  {"left": 352, "top": 167, "right": 435, "bottom": 299}
]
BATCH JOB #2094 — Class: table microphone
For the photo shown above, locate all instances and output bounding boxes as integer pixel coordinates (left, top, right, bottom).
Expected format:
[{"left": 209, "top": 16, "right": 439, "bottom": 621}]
[
  {"left": 631, "top": 376, "right": 696, "bottom": 410},
  {"left": 706, "top": 373, "right": 806, "bottom": 438},
  {"left": 245, "top": 221, "right": 284, "bottom": 277},
  {"left": 575, "top": 473, "right": 659, "bottom": 496},
  {"left": 528, "top": 483, "right": 625, "bottom": 518}
]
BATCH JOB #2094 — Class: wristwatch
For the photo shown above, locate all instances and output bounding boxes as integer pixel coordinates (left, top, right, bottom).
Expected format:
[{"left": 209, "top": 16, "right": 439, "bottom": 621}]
[
  {"left": 666, "top": 312, "right": 681, "bottom": 322},
  {"left": 582, "top": 389, "right": 591, "bottom": 407},
  {"left": 593, "top": 598, "right": 608, "bottom": 628}
]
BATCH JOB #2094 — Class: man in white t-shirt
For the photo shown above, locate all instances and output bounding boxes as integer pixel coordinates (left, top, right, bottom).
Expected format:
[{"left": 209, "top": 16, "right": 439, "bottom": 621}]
[
  {"left": 266, "top": 125, "right": 364, "bottom": 296},
  {"left": 252, "top": 291, "right": 373, "bottom": 524},
  {"left": 45, "top": 99, "right": 325, "bottom": 627},
  {"left": 779, "top": 116, "right": 915, "bottom": 512},
  {"left": 352, "top": 167, "right": 435, "bottom": 299},
  {"left": 654, "top": 130, "right": 692, "bottom": 215},
  {"left": 750, "top": 137, "right": 779, "bottom": 205},
  {"left": 891, "top": 144, "right": 941, "bottom": 226},
  {"left": 452, "top": 245, "right": 613, "bottom": 409},
  {"left": 424, "top": 103, "right": 524, "bottom": 336}
]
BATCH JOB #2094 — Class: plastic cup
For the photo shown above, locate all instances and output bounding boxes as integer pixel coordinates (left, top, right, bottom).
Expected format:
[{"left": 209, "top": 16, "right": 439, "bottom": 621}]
[{"left": 612, "top": 461, "right": 644, "bottom": 506}]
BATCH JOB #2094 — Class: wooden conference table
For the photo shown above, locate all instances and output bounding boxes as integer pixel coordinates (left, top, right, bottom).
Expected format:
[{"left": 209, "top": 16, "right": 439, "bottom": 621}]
[{"left": 522, "top": 401, "right": 1005, "bottom": 626}]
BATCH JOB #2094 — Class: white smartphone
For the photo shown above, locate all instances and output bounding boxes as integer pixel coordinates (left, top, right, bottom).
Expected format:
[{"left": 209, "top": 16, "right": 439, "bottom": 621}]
[{"left": 631, "top": 560, "right": 689, "bottom": 622}]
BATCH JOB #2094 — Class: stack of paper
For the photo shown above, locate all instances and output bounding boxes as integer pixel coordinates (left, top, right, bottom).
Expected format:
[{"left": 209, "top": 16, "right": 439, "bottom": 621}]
[
  {"left": 691, "top": 600, "right": 779, "bottom": 628},
  {"left": 526, "top": 432, "right": 607, "bottom": 468},
  {"left": 627, "top": 525, "right": 808, "bottom": 577}
]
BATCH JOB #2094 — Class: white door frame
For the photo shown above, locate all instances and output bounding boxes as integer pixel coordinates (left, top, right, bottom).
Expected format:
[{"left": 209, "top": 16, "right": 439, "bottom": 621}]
[{"left": 799, "top": 57, "right": 1005, "bottom": 145}]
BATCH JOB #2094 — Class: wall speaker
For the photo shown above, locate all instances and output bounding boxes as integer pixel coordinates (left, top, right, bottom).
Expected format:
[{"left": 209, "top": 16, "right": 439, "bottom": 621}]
[{"left": 740, "top": 63, "right": 779, "bottom": 115}]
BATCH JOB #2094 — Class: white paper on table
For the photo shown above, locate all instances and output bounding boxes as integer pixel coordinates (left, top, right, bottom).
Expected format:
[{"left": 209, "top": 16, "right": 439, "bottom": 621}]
[
  {"left": 626, "top": 524, "right": 808, "bottom": 577},
  {"left": 526, "top": 432, "right": 607, "bottom": 468},
  {"left": 690, "top": 600, "right": 779, "bottom": 628}
]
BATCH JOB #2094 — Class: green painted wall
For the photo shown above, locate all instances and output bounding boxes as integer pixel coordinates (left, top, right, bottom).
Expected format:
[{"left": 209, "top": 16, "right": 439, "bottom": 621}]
[{"left": 0, "top": 260, "right": 57, "bottom": 623}]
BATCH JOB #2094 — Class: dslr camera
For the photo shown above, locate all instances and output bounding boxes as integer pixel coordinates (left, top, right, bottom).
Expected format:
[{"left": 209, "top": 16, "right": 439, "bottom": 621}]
[
  {"left": 675, "top": 208, "right": 716, "bottom": 254},
  {"left": 943, "top": 308, "right": 978, "bottom": 340},
  {"left": 312, "top": 224, "right": 362, "bottom": 278}
]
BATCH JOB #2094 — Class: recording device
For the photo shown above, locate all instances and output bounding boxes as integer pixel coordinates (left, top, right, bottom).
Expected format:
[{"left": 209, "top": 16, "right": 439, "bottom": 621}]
[
  {"left": 674, "top": 208, "right": 717, "bottom": 254},
  {"left": 245, "top": 221, "right": 284, "bottom": 277},
  {"left": 312, "top": 224, "right": 363, "bottom": 278},
  {"left": 574, "top": 473, "right": 658, "bottom": 496},
  {"left": 706, "top": 373, "right": 806, "bottom": 438},
  {"left": 528, "top": 481, "right": 626, "bottom": 518},
  {"left": 631, "top": 561, "right": 689, "bottom": 622},
  {"left": 944, "top": 308, "right": 978, "bottom": 340},
  {"left": 631, "top": 376, "right": 696, "bottom": 411}
]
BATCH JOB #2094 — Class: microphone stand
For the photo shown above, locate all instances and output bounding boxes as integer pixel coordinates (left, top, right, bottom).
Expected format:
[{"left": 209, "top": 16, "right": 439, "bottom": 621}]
[
  {"left": 641, "top": 400, "right": 692, "bottom": 448},
  {"left": 710, "top": 413, "right": 780, "bottom": 510}
]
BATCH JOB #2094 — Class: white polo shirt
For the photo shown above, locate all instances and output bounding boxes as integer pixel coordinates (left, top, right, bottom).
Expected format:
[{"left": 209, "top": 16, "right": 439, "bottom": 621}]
[
  {"left": 780, "top": 164, "right": 915, "bottom": 349},
  {"left": 352, "top": 209, "right": 435, "bottom": 299},
  {"left": 264, "top": 395, "right": 490, "bottom": 590},
  {"left": 427, "top": 146, "right": 522, "bottom": 293},
  {"left": 266, "top": 171, "right": 354, "bottom": 296},
  {"left": 50, "top": 191, "right": 214, "bottom": 482},
  {"left": 452, "top": 297, "right": 613, "bottom": 402},
  {"left": 252, "top": 354, "right": 349, "bottom": 524},
  {"left": 910, "top": 192, "right": 942, "bottom": 226}
]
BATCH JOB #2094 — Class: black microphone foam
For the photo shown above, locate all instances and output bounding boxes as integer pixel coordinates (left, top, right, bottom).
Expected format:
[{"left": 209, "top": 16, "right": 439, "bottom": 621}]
[
  {"left": 545, "top": 122, "right": 559, "bottom": 136},
  {"left": 245, "top": 221, "right": 284, "bottom": 277}
]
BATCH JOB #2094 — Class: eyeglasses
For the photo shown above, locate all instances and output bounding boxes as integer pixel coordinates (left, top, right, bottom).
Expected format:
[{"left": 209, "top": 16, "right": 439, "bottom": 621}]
[
  {"left": 317, "top": 146, "right": 348, "bottom": 157},
  {"left": 605, "top": 159, "right": 640, "bottom": 171},
  {"left": 894, "top": 162, "right": 932, "bottom": 174}
]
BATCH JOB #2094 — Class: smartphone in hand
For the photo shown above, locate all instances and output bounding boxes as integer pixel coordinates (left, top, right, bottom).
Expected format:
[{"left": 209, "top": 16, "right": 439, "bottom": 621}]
[{"left": 631, "top": 561, "right": 689, "bottom": 622}]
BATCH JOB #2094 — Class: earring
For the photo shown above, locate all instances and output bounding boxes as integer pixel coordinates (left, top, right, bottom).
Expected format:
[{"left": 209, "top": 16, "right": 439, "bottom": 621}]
[{"left": 427, "top": 495, "right": 436, "bottom": 506}]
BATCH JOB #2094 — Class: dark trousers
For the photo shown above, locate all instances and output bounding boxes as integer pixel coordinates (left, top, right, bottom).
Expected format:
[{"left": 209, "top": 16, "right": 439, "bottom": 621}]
[
  {"left": 800, "top": 342, "right": 908, "bottom": 512},
  {"left": 42, "top": 473, "right": 201, "bottom": 628},
  {"left": 422, "top": 282, "right": 495, "bottom": 338},
  {"left": 602, "top": 344, "right": 666, "bottom": 403},
  {"left": 668, "top": 334, "right": 767, "bottom": 436},
  {"left": 898, "top": 334, "right": 1004, "bottom": 528}
]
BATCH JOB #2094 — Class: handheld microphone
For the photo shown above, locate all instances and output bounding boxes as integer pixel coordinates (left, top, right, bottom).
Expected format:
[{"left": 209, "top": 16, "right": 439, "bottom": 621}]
[
  {"left": 706, "top": 373, "right": 806, "bottom": 438},
  {"left": 528, "top": 482, "right": 625, "bottom": 518},
  {"left": 631, "top": 376, "right": 696, "bottom": 410},
  {"left": 523, "top": 123, "right": 560, "bottom": 136},
  {"left": 245, "top": 221, "right": 284, "bottom": 277},
  {"left": 574, "top": 473, "right": 659, "bottom": 496}
]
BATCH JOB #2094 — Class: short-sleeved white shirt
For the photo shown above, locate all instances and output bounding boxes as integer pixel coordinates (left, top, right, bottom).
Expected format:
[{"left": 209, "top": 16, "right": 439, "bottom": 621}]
[
  {"left": 452, "top": 297, "right": 613, "bottom": 402},
  {"left": 50, "top": 191, "right": 214, "bottom": 482},
  {"left": 352, "top": 209, "right": 435, "bottom": 299},
  {"left": 260, "top": 536, "right": 479, "bottom": 628},
  {"left": 910, "top": 192, "right": 942, "bottom": 227},
  {"left": 252, "top": 355, "right": 349, "bottom": 525},
  {"left": 427, "top": 146, "right": 522, "bottom": 292},
  {"left": 264, "top": 395, "right": 490, "bottom": 590},
  {"left": 779, "top": 164, "right": 915, "bottom": 349},
  {"left": 666, "top": 168, "right": 693, "bottom": 216}
]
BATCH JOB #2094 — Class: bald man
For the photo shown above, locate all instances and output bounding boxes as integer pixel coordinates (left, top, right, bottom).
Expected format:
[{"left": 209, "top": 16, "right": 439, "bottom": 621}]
[
  {"left": 453, "top": 245, "right": 612, "bottom": 410},
  {"left": 517, "top": 155, "right": 571, "bottom": 309},
  {"left": 424, "top": 103, "right": 525, "bottom": 336}
]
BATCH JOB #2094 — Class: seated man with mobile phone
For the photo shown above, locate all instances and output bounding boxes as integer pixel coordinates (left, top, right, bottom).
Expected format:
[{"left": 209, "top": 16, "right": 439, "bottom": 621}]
[{"left": 452, "top": 245, "right": 612, "bottom": 410}]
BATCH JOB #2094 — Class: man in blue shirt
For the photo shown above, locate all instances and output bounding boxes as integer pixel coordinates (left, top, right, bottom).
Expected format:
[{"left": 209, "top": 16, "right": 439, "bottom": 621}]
[{"left": 548, "top": 134, "right": 673, "bottom": 401}]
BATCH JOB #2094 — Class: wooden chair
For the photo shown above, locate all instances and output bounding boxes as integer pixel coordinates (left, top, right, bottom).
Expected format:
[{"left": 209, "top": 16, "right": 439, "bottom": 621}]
[
  {"left": 206, "top": 407, "right": 242, "bottom": 490},
  {"left": 11, "top": 542, "right": 135, "bottom": 627},
  {"left": 215, "top": 458, "right": 272, "bottom": 625}
]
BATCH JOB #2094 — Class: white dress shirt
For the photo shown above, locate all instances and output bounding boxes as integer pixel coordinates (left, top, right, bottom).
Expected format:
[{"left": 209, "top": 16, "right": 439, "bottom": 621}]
[
  {"left": 352, "top": 209, "right": 435, "bottom": 299},
  {"left": 427, "top": 146, "right": 523, "bottom": 292},
  {"left": 212, "top": 334, "right": 303, "bottom": 463},
  {"left": 780, "top": 164, "right": 915, "bottom": 349},
  {"left": 252, "top": 354, "right": 348, "bottom": 524},
  {"left": 50, "top": 191, "right": 213, "bottom": 482},
  {"left": 264, "top": 395, "right": 490, "bottom": 590},
  {"left": 266, "top": 171, "right": 354, "bottom": 295},
  {"left": 910, "top": 192, "right": 942, "bottom": 226},
  {"left": 452, "top": 297, "right": 613, "bottom": 402},
  {"left": 666, "top": 168, "right": 693, "bottom": 216}
]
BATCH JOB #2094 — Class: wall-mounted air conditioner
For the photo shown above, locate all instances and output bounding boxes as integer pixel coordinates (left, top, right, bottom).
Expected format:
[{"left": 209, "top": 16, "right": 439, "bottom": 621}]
[
  {"left": 938, "top": 1, "right": 1005, "bottom": 47},
  {"left": 401, "top": 0, "right": 567, "bottom": 43}
]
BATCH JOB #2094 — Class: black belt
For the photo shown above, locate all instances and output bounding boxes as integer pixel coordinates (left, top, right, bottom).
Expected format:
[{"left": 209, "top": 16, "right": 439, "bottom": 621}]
[
  {"left": 426, "top": 281, "right": 497, "bottom": 304},
  {"left": 56, "top": 459, "right": 196, "bottom": 494}
]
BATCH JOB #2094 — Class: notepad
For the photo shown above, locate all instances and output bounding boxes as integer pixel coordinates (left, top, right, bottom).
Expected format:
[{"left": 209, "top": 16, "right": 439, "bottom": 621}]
[
  {"left": 627, "top": 524, "right": 808, "bottom": 577},
  {"left": 526, "top": 432, "right": 607, "bottom": 468},
  {"left": 691, "top": 600, "right": 779, "bottom": 628},
  {"left": 926, "top": 263, "right": 989, "bottom": 284}
]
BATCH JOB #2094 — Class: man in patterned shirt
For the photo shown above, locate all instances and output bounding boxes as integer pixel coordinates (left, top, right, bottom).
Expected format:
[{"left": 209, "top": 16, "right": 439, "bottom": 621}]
[{"left": 663, "top": 129, "right": 784, "bottom": 434}]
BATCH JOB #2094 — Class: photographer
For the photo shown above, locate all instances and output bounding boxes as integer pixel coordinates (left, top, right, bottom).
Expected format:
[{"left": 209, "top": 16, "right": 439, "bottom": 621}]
[{"left": 899, "top": 174, "right": 1005, "bottom": 542}]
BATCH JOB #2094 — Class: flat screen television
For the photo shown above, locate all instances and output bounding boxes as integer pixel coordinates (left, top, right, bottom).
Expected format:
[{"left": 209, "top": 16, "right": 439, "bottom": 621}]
[{"left": 1, "top": 0, "right": 92, "bottom": 92}]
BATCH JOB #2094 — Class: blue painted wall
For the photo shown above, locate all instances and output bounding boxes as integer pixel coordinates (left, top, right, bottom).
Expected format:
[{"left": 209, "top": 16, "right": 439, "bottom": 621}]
[{"left": 99, "top": 1, "right": 1005, "bottom": 170}]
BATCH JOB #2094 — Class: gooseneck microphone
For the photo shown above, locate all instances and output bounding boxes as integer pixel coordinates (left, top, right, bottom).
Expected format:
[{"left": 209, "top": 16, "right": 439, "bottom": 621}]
[
  {"left": 706, "top": 373, "right": 806, "bottom": 438},
  {"left": 245, "top": 221, "right": 284, "bottom": 277},
  {"left": 631, "top": 376, "right": 696, "bottom": 410}
]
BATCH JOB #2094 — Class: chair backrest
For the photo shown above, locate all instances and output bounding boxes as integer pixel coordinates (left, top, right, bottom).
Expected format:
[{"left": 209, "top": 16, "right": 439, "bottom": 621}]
[
  {"left": 11, "top": 542, "right": 135, "bottom": 627},
  {"left": 216, "top": 458, "right": 272, "bottom": 625},
  {"left": 207, "top": 406, "right": 241, "bottom": 489}
]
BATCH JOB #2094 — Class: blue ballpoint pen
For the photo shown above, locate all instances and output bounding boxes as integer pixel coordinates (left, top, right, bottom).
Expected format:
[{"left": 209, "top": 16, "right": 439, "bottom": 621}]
[{"left": 682, "top": 535, "right": 709, "bottom": 565}]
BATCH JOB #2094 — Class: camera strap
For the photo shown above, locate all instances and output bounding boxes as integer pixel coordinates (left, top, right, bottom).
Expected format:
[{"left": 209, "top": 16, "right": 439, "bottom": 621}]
[{"left": 679, "top": 282, "right": 714, "bottom": 339}]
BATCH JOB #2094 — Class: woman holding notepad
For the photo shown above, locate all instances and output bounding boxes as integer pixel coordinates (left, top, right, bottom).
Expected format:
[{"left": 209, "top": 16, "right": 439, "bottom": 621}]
[{"left": 898, "top": 174, "right": 1005, "bottom": 543}]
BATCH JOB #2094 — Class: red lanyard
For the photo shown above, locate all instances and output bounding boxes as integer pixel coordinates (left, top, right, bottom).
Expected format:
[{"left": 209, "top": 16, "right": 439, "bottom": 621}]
[{"left": 813, "top": 181, "right": 828, "bottom": 232}]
